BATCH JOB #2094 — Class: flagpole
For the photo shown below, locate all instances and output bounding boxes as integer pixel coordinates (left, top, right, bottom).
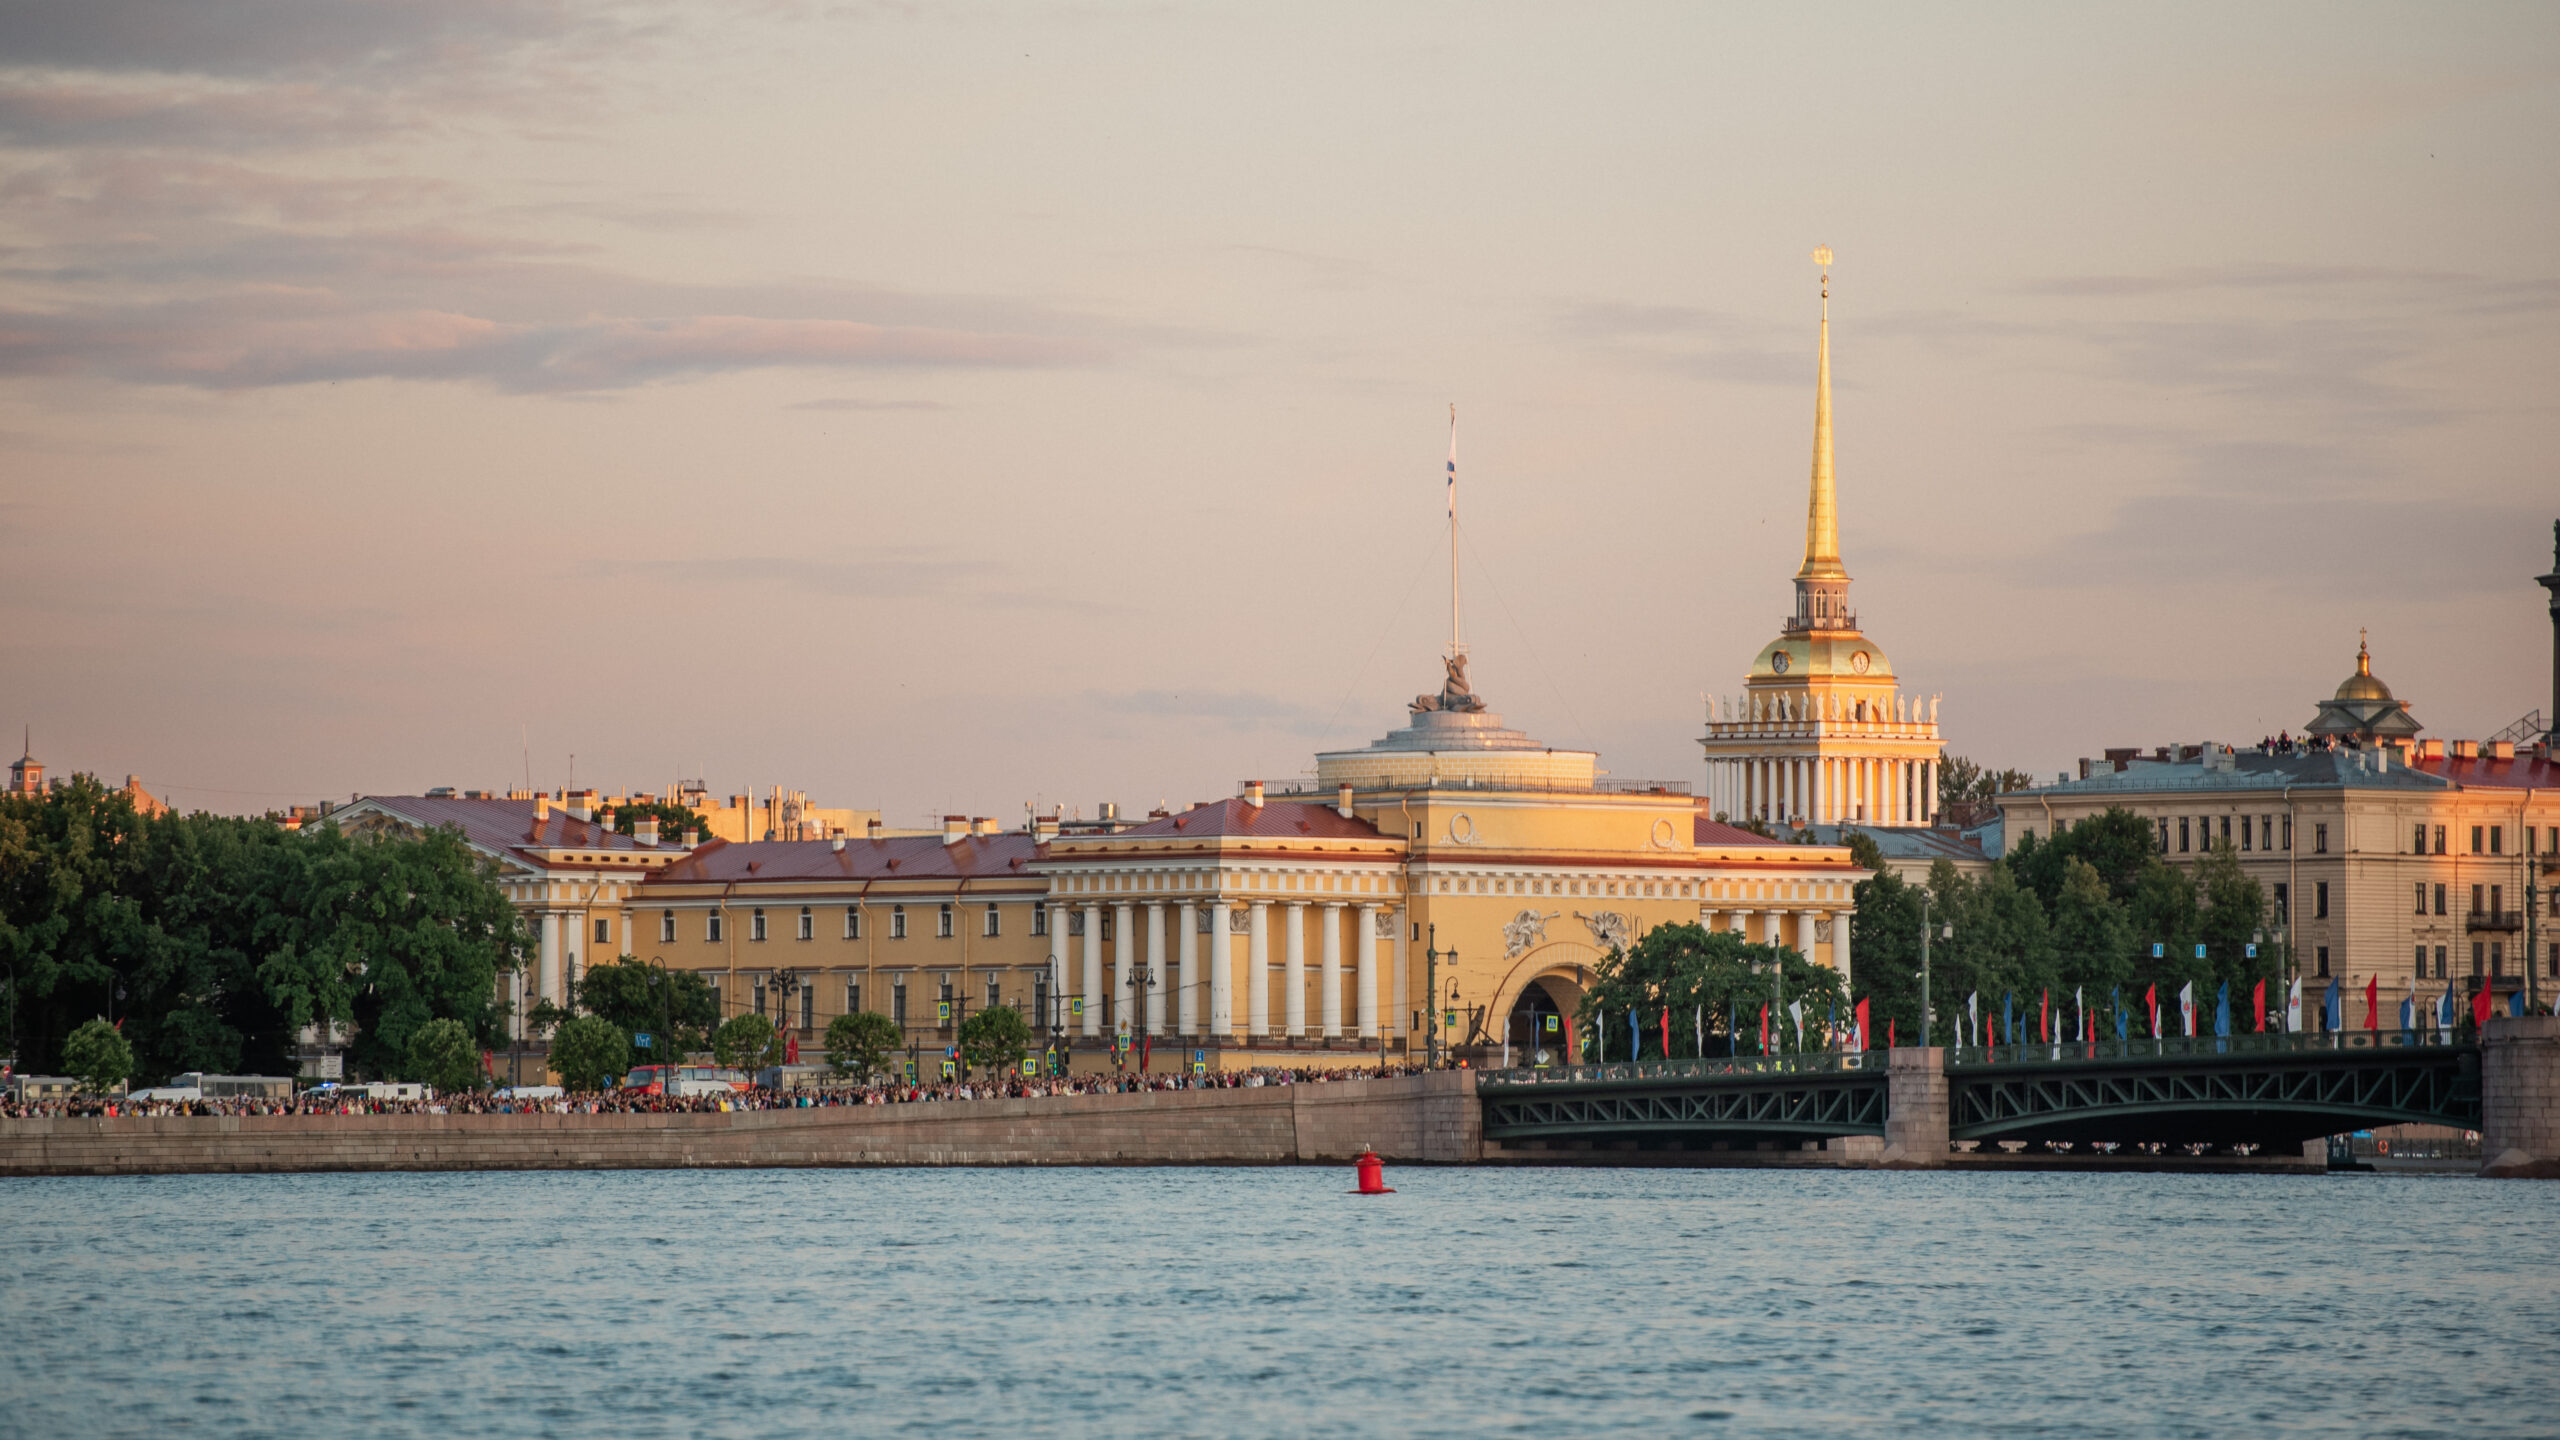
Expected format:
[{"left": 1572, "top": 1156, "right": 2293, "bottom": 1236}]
[{"left": 1447, "top": 403, "right": 1461, "bottom": 660}]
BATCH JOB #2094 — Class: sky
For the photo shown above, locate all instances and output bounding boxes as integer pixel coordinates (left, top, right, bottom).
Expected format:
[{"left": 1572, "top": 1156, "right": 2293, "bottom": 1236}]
[{"left": 2, "top": 2, "right": 2555, "bottom": 824}]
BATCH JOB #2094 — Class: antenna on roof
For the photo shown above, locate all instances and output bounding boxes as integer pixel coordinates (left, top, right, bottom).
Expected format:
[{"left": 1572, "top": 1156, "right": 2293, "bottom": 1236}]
[{"left": 522, "top": 724, "right": 531, "bottom": 794}]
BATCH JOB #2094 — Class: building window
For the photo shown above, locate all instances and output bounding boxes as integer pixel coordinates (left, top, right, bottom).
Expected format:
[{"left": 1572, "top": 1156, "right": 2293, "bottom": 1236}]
[
  {"left": 1033, "top": 972, "right": 1050, "bottom": 1023},
  {"left": 937, "top": 903, "right": 954, "bottom": 939},
  {"left": 2473, "top": 942, "right": 2485, "bottom": 977},
  {"left": 2273, "top": 883, "right": 2288, "bottom": 924},
  {"left": 2157, "top": 817, "right": 2171, "bottom": 853},
  {"left": 2490, "top": 942, "right": 2505, "bottom": 977},
  {"left": 2317, "top": 946, "right": 2330, "bottom": 978},
  {"left": 2219, "top": 816, "right": 2230, "bottom": 847},
  {"left": 2313, "top": 824, "right": 2328, "bottom": 855},
  {"left": 1071, "top": 910, "right": 1088, "bottom": 937},
  {"left": 2178, "top": 818, "right": 2190, "bottom": 854},
  {"left": 2415, "top": 882, "right": 2427, "bottom": 916},
  {"left": 2472, "top": 825, "right": 2485, "bottom": 854},
  {"left": 2490, "top": 825, "right": 2503, "bottom": 855},
  {"left": 707, "top": 977, "right": 721, "bottom": 1015},
  {"left": 594, "top": 918, "right": 610, "bottom": 946},
  {"left": 845, "top": 907, "right": 861, "bottom": 940},
  {"left": 2472, "top": 884, "right": 2486, "bottom": 916},
  {"left": 846, "top": 981, "right": 861, "bottom": 1015},
  {"left": 2283, "top": 817, "right": 2293, "bottom": 851},
  {"left": 2415, "top": 944, "right": 2428, "bottom": 977},
  {"left": 892, "top": 980, "right": 907, "bottom": 1024},
  {"left": 2315, "top": 882, "right": 2329, "bottom": 919},
  {"left": 660, "top": 910, "right": 676, "bottom": 943},
  {"left": 798, "top": 906, "right": 813, "bottom": 941},
  {"left": 2434, "top": 945, "right": 2448, "bottom": 979},
  {"left": 892, "top": 905, "right": 908, "bottom": 939},
  {"left": 801, "top": 986, "right": 815, "bottom": 1030},
  {"left": 707, "top": 913, "right": 725, "bottom": 942},
  {"left": 938, "top": 976, "right": 954, "bottom": 1025},
  {"left": 2241, "top": 817, "right": 2253, "bottom": 853},
  {"left": 751, "top": 909, "right": 767, "bottom": 942},
  {"left": 2550, "top": 942, "right": 2558, "bottom": 979},
  {"left": 2491, "top": 884, "right": 2503, "bottom": 918},
  {"left": 754, "top": 982, "right": 767, "bottom": 1017},
  {"left": 2434, "top": 825, "right": 2447, "bottom": 855},
  {"left": 2413, "top": 823, "right": 2427, "bottom": 855},
  {"left": 984, "top": 904, "right": 1001, "bottom": 938},
  {"left": 2435, "top": 883, "right": 2447, "bottom": 916},
  {"left": 985, "top": 975, "right": 1001, "bottom": 1010},
  {"left": 1032, "top": 902, "right": 1049, "bottom": 937},
  {"left": 1101, "top": 911, "right": 1115, "bottom": 943}
]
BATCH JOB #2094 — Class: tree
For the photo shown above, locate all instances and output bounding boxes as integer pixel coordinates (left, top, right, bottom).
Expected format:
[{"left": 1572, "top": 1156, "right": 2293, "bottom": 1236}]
[
  {"left": 826, "top": 1010, "right": 901, "bottom": 1080},
  {"left": 1575, "top": 923, "right": 1844, "bottom": 1056},
  {"left": 549, "top": 1015, "right": 630, "bottom": 1092},
  {"left": 2195, "top": 840, "right": 2272, "bottom": 998},
  {"left": 62, "top": 1018, "right": 133, "bottom": 1094},
  {"left": 403, "top": 1017, "right": 481, "bottom": 1093},
  {"left": 956, "top": 1005, "right": 1030, "bottom": 1078},
  {"left": 1849, "top": 867, "right": 1929, "bottom": 1042},
  {"left": 611, "top": 800, "right": 706, "bottom": 842},
  {"left": 576, "top": 958, "right": 720, "bottom": 1061},
  {"left": 2128, "top": 858, "right": 2204, "bottom": 999},
  {"left": 1936, "top": 755, "right": 2035, "bottom": 817},
  {"left": 713, "top": 1013, "right": 782, "bottom": 1074},
  {"left": 2051, "top": 857, "right": 2135, "bottom": 997},
  {"left": 2009, "top": 806, "right": 2157, "bottom": 908}
]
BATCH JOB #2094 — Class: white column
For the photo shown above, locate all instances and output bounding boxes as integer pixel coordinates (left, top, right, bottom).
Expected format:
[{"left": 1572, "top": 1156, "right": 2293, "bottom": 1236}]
[
  {"left": 1080, "top": 903, "right": 1102, "bottom": 1037},
  {"left": 1145, "top": 902, "right": 1167, "bottom": 1036},
  {"left": 537, "top": 910, "right": 562, "bottom": 1005},
  {"left": 1284, "top": 902, "right": 1307, "bottom": 1038},
  {"left": 1731, "top": 908, "right": 1750, "bottom": 937},
  {"left": 1208, "top": 901, "right": 1234, "bottom": 1036},
  {"left": 1836, "top": 908, "right": 1855, "bottom": 991},
  {"left": 1799, "top": 909, "right": 1821, "bottom": 967},
  {"left": 1047, "top": 904, "right": 1068, "bottom": 1030},
  {"left": 1321, "top": 902, "right": 1346, "bottom": 1038},
  {"left": 1176, "top": 900, "right": 1199, "bottom": 1036},
  {"left": 1764, "top": 910, "right": 1783, "bottom": 946},
  {"left": 1248, "top": 901, "right": 1272, "bottom": 1037},
  {"left": 1356, "top": 904, "right": 1381, "bottom": 1038},
  {"left": 1113, "top": 902, "right": 1135, "bottom": 1034}
]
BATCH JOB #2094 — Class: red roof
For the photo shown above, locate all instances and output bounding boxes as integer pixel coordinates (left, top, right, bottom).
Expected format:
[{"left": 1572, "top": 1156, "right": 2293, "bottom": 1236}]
[
  {"left": 352, "top": 795, "right": 664, "bottom": 862},
  {"left": 1102, "top": 797, "right": 1384, "bottom": 842},
  {"left": 1694, "top": 817, "right": 1787, "bottom": 846},
  {"left": 641, "top": 832, "right": 1043, "bottom": 886},
  {"left": 2406, "top": 753, "right": 2560, "bottom": 791}
]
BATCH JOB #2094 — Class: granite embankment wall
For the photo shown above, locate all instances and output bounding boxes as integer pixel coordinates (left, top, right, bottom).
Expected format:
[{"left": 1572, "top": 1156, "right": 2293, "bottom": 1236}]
[{"left": 0, "top": 1072, "right": 1481, "bottom": 1177}]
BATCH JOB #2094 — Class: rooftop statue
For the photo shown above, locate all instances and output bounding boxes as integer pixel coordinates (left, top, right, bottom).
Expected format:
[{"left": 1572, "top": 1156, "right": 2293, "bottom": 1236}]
[{"left": 1411, "top": 652, "right": 1489, "bottom": 715}]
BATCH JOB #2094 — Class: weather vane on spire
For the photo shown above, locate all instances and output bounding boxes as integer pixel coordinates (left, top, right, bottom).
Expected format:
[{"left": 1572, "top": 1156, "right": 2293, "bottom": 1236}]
[{"left": 1812, "top": 245, "right": 1831, "bottom": 299}]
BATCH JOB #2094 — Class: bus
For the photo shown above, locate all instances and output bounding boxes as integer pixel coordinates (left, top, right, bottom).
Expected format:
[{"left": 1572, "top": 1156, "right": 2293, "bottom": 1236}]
[{"left": 622, "top": 1065, "right": 750, "bottom": 1098}]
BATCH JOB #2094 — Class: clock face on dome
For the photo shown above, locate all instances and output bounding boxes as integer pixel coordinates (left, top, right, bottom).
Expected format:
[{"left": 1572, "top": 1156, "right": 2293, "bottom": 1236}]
[
  {"left": 1770, "top": 651, "right": 1791, "bottom": 674},
  {"left": 1851, "top": 650, "right": 1871, "bottom": 674}
]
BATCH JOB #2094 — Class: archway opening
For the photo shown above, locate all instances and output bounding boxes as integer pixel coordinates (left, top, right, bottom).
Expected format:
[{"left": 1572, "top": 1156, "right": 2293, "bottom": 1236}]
[{"left": 1502, "top": 977, "right": 1570, "bottom": 1066}]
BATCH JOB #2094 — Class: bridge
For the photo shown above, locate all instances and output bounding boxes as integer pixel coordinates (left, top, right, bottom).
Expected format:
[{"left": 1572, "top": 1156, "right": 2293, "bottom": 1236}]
[{"left": 1479, "top": 1031, "right": 2490, "bottom": 1159}]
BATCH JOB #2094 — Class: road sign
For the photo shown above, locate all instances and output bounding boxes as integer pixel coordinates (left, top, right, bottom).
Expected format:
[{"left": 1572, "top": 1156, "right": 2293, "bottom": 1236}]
[
  {"left": 1544, "top": 1014, "right": 1559, "bottom": 1032},
  {"left": 1069, "top": 997, "right": 1085, "bottom": 1018},
  {"left": 634, "top": 1032, "right": 652, "bottom": 1050},
  {"left": 2152, "top": 943, "right": 2165, "bottom": 958},
  {"left": 1020, "top": 1057, "right": 1038, "bottom": 1077},
  {"left": 2195, "top": 944, "right": 2207, "bottom": 959},
  {"left": 2245, "top": 943, "right": 2258, "bottom": 959},
  {"left": 936, "top": 1000, "right": 952, "bottom": 1024}
]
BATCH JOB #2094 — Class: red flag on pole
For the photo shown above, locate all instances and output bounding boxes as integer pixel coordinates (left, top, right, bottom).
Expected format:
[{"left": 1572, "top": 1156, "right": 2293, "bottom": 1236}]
[
  {"left": 2473, "top": 979, "right": 2494, "bottom": 1030},
  {"left": 2252, "top": 979, "right": 2266, "bottom": 1034},
  {"left": 2144, "top": 984, "right": 2159, "bottom": 1038},
  {"left": 1855, "top": 997, "right": 1870, "bottom": 1052},
  {"left": 784, "top": 1033, "right": 799, "bottom": 1065},
  {"left": 1888, "top": 1018, "right": 1896, "bottom": 1050},
  {"left": 1564, "top": 1014, "right": 1577, "bottom": 1062},
  {"left": 2364, "top": 975, "right": 2379, "bottom": 1031},
  {"left": 1661, "top": 1008, "right": 1671, "bottom": 1060},
  {"left": 2039, "top": 990, "right": 2050, "bottom": 1043},
  {"left": 1759, "top": 1002, "right": 1771, "bottom": 1055}
]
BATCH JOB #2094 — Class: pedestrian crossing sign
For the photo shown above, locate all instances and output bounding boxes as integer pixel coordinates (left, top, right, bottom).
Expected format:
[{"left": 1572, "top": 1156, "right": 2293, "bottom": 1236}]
[
  {"left": 1544, "top": 1014, "right": 1559, "bottom": 1032},
  {"left": 1069, "top": 997, "right": 1085, "bottom": 1018},
  {"left": 1021, "top": 1057, "right": 1038, "bottom": 1076},
  {"left": 939, "top": 1060, "right": 956, "bottom": 1080}
]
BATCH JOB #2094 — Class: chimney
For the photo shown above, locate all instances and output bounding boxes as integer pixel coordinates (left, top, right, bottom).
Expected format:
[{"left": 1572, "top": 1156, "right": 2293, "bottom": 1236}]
[
  {"left": 943, "top": 814, "right": 968, "bottom": 845},
  {"left": 2452, "top": 740, "right": 2477, "bottom": 761},
  {"left": 597, "top": 805, "right": 615, "bottom": 831},
  {"left": 866, "top": 817, "right": 884, "bottom": 838},
  {"left": 1243, "top": 780, "right": 1264, "bottom": 808},
  {"left": 533, "top": 794, "right": 552, "bottom": 823},
  {"left": 831, "top": 835, "right": 847, "bottom": 852},
  {"left": 685, "top": 825, "right": 703, "bottom": 848},
  {"left": 973, "top": 816, "right": 999, "bottom": 837},
  {"left": 565, "top": 790, "right": 595, "bottom": 821},
  {"left": 2486, "top": 740, "right": 2514, "bottom": 761},
  {"left": 1336, "top": 781, "right": 1355, "bottom": 819},
  {"left": 632, "top": 816, "right": 660, "bottom": 846},
  {"left": 1034, "top": 814, "right": 1060, "bottom": 841},
  {"left": 2419, "top": 738, "right": 2445, "bottom": 760}
]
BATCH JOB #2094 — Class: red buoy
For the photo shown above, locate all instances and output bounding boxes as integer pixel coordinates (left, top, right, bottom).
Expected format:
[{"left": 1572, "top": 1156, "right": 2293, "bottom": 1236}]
[{"left": 1353, "top": 1147, "right": 1394, "bottom": 1194}]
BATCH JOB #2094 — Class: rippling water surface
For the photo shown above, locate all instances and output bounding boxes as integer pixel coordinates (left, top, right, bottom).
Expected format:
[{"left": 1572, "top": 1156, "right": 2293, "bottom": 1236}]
[{"left": 2, "top": 1166, "right": 2553, "bottom": 1438}]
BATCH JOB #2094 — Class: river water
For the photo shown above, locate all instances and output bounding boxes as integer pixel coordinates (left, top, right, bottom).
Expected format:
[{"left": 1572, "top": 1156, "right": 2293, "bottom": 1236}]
[{"left": 1, "top": 1166, "right": 2552, "bottom": 1438}]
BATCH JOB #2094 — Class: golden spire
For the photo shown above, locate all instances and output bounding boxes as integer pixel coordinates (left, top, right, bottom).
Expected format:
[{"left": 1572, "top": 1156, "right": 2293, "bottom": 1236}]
[{"left": 1798, "top": 246, "right": 1845, "bottom": 582}]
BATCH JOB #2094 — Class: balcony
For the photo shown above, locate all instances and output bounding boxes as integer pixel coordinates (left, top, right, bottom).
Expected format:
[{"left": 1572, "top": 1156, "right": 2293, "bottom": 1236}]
[{"left": 2466, "top": 910, "right": 2522, "bottom": 933}]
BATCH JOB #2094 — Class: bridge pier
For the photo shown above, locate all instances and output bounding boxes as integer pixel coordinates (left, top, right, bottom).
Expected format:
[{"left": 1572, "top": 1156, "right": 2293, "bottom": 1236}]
[
  {"left": 2482, "top": 1015, "right": 2560, "bottom": 1179},
  {"left": 1882, "top": 1046, "right": 1947, "bottom": 1167}
]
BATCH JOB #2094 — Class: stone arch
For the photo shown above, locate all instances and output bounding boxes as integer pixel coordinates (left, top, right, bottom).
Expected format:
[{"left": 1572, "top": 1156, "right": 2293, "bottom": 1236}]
[{"left": 1486, "top": 939, "right": 1602, "bottom": 1048}]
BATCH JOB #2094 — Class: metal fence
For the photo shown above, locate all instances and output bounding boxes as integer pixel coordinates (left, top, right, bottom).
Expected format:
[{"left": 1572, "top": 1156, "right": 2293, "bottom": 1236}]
[
  {"left": 1948, "top": 1031, "right": 2475, "bottom": 1067},
  {"left": 1479, "top": 1052, "right": 1874, "bottom": 1087}
]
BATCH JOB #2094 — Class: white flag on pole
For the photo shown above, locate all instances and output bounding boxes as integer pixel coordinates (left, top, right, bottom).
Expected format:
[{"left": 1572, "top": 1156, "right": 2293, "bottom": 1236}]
[
  {"left": 2178, "top": 981, "right": 2196, "bottom": 1037},
  {"left": 2286, "top": 978, "right": 2303, "bottom": 1034}
]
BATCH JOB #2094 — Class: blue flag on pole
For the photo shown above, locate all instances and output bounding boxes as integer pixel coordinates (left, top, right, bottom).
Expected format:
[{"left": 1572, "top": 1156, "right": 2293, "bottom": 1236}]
[
  {"left": 2400, "top": 994, "right": 2416, "bottom": 1041},
  {"left": 2003, "top": 993, "right": 2015, "bottom": 1047},
  {"left": 1628, "top": 1007, "right": 1640, "bottom": 1060},
  {"left": 2214, "top": 982, "right": 2231, "bottom": 1038},
  {"left": 2323, "top": 979, "right": 2343, "bottom": 1032},
  {"left": 2113, "top": 987, "right": 2127, "bottom": 1041},
  {"left": 2512, "top": 990, "right": 2527, "bottom": 1019}
]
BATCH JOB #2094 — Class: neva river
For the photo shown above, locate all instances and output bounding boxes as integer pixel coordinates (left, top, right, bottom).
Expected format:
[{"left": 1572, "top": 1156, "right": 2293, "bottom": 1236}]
[{"left": 2, "top": 1167, "right": 2553, "bottom": 1438}]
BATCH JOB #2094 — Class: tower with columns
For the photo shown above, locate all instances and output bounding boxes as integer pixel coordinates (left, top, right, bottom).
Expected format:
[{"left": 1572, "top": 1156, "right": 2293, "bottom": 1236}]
[{"left": 1700, "top": 249, "right": 1945, "bottom": 829}]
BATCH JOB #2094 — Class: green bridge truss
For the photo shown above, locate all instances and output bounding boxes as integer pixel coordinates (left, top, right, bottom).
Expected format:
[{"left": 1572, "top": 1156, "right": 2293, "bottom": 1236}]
[
  {"left": 1949, "top": 1044, "right": 2481, "bottom": 1147},
  {"left": 1481, "top": 1064, "right": 1886, "bottom": 1144}
]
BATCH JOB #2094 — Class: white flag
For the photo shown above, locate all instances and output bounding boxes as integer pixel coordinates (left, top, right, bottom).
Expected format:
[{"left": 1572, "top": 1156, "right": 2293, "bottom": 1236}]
[
  {"left": 2178, "top": 981, "right": 2196, "bottom": 1037},
  {"left": 2075, "top": 986, "right": 2085, "bottom": 1043},
  {"left": 1967, "top": 991, "right": 1980, "bottom": 1048},
  {"left": 2286, "top": 978, "right": 2303, "bottom": 1034}
]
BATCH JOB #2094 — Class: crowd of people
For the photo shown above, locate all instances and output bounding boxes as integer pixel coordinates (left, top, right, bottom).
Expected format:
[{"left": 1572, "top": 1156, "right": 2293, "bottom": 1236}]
[
  {"left": 2259, "top": 730, "right": 2359, "bottom": 755},
  {"left": 2, "top": 1061, "right": 1439, "bottom": 1121}
]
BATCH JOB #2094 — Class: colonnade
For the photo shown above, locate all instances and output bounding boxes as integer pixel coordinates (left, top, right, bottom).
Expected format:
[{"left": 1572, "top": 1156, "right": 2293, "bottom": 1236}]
[
  {"left": 1710, "top": 755, "right": 1937, "bottom": 828},
  {"left": 1700, "top": 906, "right": 1854, "bottom": 990},
  {"left": 1050, "top": 899, "right": 1394, "bottom": 1041}
]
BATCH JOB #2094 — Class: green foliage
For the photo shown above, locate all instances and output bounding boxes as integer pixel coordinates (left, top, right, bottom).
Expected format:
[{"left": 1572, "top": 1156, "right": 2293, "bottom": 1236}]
[
  {"left": 2050, "top": 857, "right": 2134, "bottom": 994},
  {"left": 610, "top": 800, "right": 705, "bottom": 842},
  {"left": 1847, "top": 868, "right": 1929, "bottom": 1040},
  {"left": 62, "top": 1018, "right": 133, "bottom": 1093},
  {"left": 0, "top": 777, "right": 520, "bottom": 1085},
  {"left": 548, "top": 1015, "right": 630, "bottom": 1092},
  {"left": 956, "top": 1005, "right": 1030, "bottom": 1077},
  {"left": 1575, "top": 923, "right": 1843, "bottom": 1056},
  {"left": 403, "top": 1017, "right": 481, "bottom": 1093},
  {"left": 1936, "top": 755, "right": 2035, "bottom": 811},
  {"left": 713, "top": 1013, "right": 782, "bottom": 1073},
  {"left": 576, "top": 958, "right": 719, "bottom": 1060},
  {"left": 1841, "top": 829, "right": 1886, "bottom": 874},
  {"left": 2008, "top": 807, "right": 2157, "bottom": 908},
  {"left": 826, "top": 1010, "right": 901, "bottom": 1079}
]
